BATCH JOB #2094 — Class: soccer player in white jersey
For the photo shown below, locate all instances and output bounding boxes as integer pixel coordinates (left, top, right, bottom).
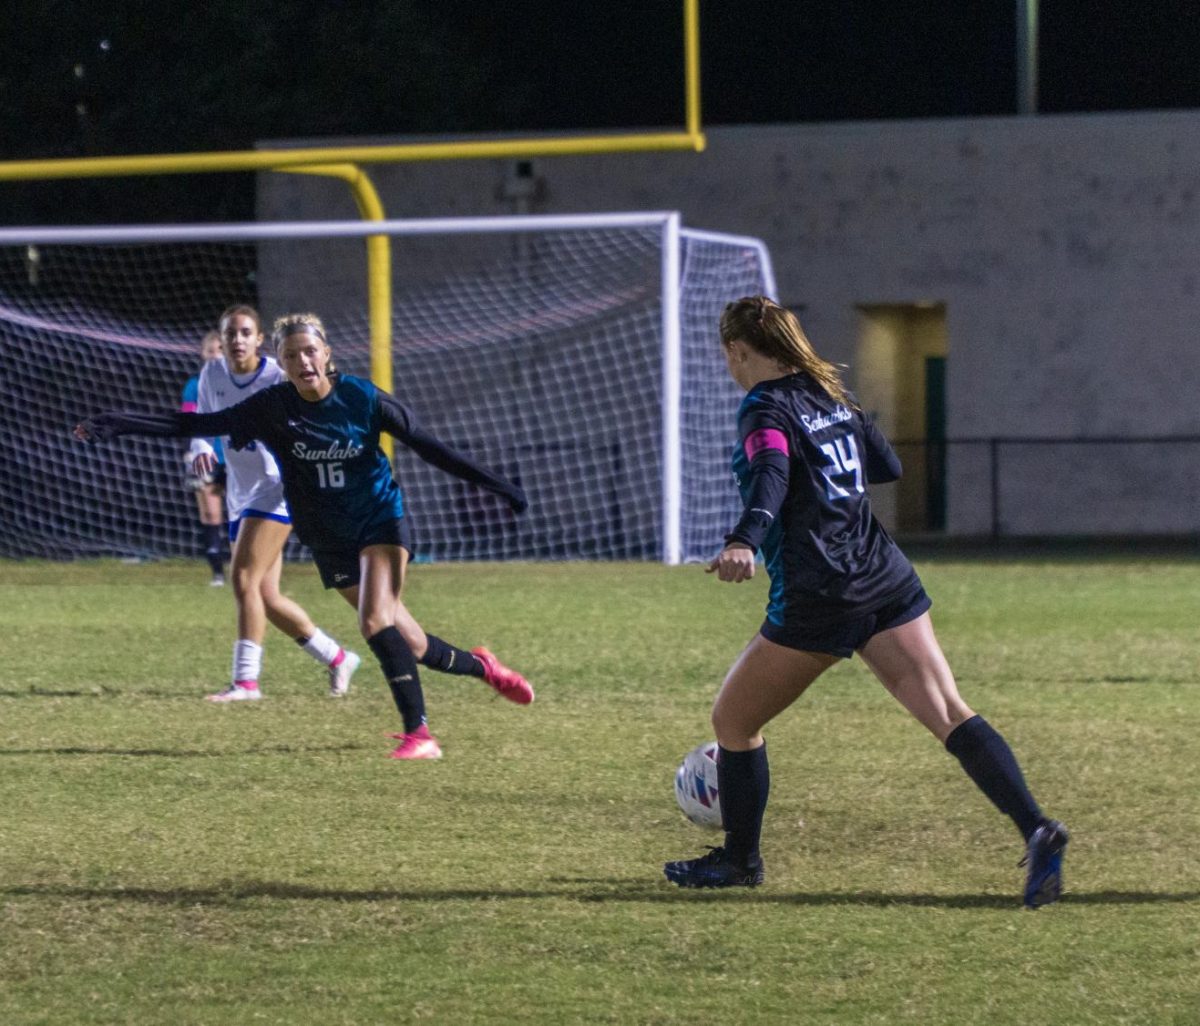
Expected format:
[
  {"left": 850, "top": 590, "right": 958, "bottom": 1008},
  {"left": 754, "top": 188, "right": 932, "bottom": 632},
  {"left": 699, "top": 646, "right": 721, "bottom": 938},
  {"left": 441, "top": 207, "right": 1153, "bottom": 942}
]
[
  {"left": 189, "top": 305, "right": 361, "bottom": 702},
  {"left": 181, "top": 329, "right": 227, "bottom": 586}
]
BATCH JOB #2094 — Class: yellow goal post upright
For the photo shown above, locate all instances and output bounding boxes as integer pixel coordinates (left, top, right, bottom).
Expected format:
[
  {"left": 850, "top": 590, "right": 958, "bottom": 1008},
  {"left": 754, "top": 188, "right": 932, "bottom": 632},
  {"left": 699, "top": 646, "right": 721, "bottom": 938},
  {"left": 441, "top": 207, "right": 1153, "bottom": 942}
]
[{"left": 0, "top": 0, "right": 706, "bottom": 436}]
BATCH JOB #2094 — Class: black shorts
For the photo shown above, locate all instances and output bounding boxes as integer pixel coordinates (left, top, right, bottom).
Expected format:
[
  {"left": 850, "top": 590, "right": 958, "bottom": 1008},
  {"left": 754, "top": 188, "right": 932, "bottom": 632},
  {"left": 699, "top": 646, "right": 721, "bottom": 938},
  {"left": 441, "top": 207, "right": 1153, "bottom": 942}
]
[
  {"left": 759, "top": 583, "right": 932, "bottom": 658},
  {"left": 310, "top": 518, "right": 413, "bottom": 590}
]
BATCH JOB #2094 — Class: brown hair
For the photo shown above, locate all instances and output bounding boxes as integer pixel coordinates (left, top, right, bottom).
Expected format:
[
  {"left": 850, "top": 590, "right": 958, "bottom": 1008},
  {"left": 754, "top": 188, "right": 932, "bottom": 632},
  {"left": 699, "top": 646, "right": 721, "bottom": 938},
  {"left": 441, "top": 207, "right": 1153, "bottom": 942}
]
[
  {"left": 271, "top": 312, "right": 337, "bottom": 375},
  {"left": 719, "top": 296, "right": 853, "bottom": 407},
  {"left": 218, "top": 304, "right": 263, "bottom": 336}
]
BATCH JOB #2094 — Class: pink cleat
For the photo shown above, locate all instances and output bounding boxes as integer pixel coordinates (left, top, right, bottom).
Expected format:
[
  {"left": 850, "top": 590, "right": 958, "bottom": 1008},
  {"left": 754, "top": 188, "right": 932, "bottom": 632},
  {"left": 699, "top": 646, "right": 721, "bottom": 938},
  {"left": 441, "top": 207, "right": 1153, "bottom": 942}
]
[
  {"left": 387, "top": 724, "right": 443, "bottom": 760},
  {"left": 471, "top": 647, "right": 534, "bottom": 705},
  {"left": 206, "top": 682, "right": 262, "bottom": 703}
]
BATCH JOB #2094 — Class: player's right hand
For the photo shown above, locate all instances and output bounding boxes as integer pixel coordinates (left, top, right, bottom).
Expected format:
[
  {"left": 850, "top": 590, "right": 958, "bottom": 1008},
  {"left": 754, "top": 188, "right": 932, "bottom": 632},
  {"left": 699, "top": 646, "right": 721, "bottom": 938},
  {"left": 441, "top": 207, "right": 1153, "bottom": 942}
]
[{"left": 706, "top": 543, "right": 756, "bottom": 583}]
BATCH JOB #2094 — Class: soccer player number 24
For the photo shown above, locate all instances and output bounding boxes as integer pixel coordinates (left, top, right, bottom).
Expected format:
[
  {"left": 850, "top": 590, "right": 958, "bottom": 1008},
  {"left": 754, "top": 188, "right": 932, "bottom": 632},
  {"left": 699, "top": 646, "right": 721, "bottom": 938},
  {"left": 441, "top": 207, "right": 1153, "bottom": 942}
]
[{"left": 818, "top": 434, "right": 864, "bottom": 500}]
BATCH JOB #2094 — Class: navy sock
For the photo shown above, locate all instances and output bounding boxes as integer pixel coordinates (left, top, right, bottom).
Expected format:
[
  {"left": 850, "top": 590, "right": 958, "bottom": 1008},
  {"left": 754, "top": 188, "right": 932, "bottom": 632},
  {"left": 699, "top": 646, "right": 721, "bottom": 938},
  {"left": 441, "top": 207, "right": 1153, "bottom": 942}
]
[
  {"left": 420, "top": 635, "right": 484, "bottom": 677},
  {"left": 717, "top": 742, "right": 769, "bottom": 866},
  {"left": 366, "top": 627, "right": 427, "bottom": 733},
  {"left": 945, "top": 715, "right": 1043, "bottom": 840},
  {"left": 202, "top": 524, "right": 224, "bottom": 575}
]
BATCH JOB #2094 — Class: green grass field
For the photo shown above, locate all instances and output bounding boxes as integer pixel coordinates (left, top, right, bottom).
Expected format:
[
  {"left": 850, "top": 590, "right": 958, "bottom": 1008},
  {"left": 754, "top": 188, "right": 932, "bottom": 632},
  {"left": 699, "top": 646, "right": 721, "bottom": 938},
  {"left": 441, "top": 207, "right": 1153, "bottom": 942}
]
[{"left": 1, "top": 556, "right": 1197, "bottom": 1025}]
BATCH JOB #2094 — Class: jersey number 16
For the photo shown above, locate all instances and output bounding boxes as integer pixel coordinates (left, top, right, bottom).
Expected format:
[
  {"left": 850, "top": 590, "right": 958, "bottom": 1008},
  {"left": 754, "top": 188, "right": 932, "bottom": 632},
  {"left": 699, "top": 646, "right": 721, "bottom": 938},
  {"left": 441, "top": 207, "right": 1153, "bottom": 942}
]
[{"left": 315, "top": 462, "right": 345, "bottom": 489}]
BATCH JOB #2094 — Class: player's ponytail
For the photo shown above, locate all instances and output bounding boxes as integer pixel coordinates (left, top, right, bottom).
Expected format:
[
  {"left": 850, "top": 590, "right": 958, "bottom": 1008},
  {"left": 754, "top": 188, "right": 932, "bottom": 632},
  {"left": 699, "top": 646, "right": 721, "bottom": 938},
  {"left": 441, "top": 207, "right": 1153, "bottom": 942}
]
[
  {"left": 272, "top": 312, "right": 338, "bottom": 376},
  {"left": 719, "top": 296, "right": 853, "bottom": 408}
]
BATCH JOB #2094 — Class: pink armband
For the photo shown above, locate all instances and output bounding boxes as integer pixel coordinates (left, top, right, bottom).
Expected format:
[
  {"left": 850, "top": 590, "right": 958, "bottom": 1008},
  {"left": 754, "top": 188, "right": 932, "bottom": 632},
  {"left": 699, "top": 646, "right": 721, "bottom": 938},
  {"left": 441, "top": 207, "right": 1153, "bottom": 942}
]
[{"left": 743, "top": 428, "right": 789, "bottom": 461}]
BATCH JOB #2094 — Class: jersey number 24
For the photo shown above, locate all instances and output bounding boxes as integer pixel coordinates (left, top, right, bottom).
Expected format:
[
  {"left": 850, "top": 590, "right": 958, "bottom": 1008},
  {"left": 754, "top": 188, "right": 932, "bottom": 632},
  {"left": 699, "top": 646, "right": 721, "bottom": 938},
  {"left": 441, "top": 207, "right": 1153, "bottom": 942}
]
[{"left": 818, "top": 434, "right": 864, "bottom": 499}]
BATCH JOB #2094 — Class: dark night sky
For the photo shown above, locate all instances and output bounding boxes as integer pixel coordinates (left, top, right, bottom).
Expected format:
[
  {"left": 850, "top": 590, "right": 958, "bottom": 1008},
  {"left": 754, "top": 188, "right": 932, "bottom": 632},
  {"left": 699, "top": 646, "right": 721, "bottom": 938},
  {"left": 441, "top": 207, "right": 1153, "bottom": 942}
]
[{"left": 3, "top": 1, "right": 1200, "bottom": 223}]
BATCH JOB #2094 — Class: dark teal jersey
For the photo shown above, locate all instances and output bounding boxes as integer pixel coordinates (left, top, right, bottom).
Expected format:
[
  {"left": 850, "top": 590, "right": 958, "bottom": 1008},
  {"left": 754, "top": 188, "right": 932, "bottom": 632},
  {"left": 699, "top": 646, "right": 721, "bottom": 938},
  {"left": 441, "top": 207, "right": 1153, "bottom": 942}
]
[
  {"left": 218, "top": 374, "right": 402, "bottom": 548},
  {"left": 727, "top": 373, "right": 917, "bottom": 628}
]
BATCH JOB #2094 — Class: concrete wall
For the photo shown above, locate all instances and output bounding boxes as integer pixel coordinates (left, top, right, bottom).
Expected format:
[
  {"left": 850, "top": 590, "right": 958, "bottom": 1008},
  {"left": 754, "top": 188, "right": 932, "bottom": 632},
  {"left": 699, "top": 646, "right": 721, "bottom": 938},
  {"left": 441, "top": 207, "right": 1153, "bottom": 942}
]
[{"left": 258, "top": 111, "right": 1200, "bottom": 536}]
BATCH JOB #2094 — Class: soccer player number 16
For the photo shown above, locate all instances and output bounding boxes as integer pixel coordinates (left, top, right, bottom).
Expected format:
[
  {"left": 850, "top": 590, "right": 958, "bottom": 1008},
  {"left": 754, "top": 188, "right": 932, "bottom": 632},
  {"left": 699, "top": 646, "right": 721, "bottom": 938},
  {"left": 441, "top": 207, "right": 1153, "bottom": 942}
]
[{"left": 316, "top": 462, "right": 345, "bottom": 489}]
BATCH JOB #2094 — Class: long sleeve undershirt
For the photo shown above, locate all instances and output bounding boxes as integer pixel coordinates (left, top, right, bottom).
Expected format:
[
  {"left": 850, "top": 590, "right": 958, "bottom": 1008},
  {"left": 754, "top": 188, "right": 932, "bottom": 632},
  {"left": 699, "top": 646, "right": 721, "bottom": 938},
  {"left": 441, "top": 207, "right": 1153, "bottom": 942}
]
[
  {"left": 376, "top": 392, "right": 525, "bottom": 510},
  {"left": 80, "top": 399, "right": 526, "bottom": 512}
]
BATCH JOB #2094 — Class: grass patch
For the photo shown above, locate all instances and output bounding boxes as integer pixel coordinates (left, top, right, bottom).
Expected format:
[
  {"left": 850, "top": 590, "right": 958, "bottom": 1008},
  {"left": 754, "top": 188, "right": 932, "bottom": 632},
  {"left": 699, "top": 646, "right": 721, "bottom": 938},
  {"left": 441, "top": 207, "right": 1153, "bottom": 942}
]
[{"left": 1, "top": 557, "right": 1197, "bottom": 1024}]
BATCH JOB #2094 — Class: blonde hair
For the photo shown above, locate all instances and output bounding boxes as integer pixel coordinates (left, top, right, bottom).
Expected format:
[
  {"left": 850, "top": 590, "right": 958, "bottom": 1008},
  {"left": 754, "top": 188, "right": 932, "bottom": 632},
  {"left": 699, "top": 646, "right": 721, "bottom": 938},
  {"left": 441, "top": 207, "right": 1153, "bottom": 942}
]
[
  {"left": 272, "top": 312, "right": 337, "bottom": 375},
  {"left": 719, "top": 296, "right": 853, "bottom": 407}
]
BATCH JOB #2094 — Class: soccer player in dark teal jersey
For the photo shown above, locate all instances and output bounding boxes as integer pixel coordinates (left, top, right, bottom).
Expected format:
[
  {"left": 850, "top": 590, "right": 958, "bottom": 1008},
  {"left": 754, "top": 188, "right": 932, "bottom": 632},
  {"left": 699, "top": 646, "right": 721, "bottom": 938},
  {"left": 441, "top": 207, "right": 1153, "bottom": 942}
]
[
  {"left": 77, "top": 312, "right": 534, "bottom": 760},
  {"left": 663, "top": 297, "right": 1067, "bottom": 907}
]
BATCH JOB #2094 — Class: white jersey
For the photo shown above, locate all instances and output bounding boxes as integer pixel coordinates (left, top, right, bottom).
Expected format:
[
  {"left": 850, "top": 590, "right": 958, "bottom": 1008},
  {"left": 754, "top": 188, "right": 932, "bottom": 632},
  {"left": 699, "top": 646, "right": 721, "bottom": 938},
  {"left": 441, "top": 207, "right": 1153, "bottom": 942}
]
[{"left": 188, "top": 356, "right": 289, "bottom": 522}]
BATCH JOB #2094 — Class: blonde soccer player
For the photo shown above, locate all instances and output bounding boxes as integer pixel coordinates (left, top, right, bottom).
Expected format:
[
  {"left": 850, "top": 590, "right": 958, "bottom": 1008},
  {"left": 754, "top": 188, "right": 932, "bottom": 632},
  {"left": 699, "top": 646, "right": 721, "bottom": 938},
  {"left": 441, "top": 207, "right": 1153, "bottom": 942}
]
[{"left": 77, "top": 311, "right": 532, "bottom": 758}]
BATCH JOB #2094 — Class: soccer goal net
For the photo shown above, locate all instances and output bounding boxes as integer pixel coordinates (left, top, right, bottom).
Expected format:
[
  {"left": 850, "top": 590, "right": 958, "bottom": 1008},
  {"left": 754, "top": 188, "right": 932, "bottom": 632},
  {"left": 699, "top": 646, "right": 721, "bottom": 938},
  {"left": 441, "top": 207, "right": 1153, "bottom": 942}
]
[{"left": 0, "top": 213, "right": 775, "bottom": 564}]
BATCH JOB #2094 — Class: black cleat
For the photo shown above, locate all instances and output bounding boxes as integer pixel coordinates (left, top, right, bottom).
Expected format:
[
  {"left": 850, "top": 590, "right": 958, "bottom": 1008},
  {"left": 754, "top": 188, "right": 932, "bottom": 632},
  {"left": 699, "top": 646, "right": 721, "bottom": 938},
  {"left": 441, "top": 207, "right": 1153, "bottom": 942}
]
[
  {"left": 664, "top": 846, "right": 764, "bottom": 889},
  {"left": 1019, "top": 819, "right": 1069, "bottom": 908}
]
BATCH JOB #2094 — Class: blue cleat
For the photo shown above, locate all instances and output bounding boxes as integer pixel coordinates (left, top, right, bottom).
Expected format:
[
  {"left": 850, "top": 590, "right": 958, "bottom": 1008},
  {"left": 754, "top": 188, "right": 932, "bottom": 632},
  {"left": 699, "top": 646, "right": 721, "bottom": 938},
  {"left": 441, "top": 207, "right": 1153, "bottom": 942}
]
[
  {"left": 1020, "top": 819, "right": 1069, "bottom": 908},
  {"left": 664, "top": 846, "right": 764, "bottom": 889}
]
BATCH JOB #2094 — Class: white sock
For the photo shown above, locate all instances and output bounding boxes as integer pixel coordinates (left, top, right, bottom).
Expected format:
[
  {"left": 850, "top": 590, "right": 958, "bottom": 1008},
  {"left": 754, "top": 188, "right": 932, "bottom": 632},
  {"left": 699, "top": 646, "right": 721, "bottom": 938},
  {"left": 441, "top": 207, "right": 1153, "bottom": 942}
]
[
  {"left": 300, "top": 628, "right": 342, "bottom": 667},
  {"left": 232, "top": 639, "right": 263, "bottom": 686}
]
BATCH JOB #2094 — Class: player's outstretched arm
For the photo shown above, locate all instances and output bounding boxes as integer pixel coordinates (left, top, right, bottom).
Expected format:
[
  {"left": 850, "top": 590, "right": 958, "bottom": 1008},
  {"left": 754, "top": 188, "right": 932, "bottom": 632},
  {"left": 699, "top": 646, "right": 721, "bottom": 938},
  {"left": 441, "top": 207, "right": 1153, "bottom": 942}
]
[
  {"left": 74, "top": 409, "right": 239, "bottom": 445},
  {"left": 379, "top": 393, "right": 528, "bottom": 513}
]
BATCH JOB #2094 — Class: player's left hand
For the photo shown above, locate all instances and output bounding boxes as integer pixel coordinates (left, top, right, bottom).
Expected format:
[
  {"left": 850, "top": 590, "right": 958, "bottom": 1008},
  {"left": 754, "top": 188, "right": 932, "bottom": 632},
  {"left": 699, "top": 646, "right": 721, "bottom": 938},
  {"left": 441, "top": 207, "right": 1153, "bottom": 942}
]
[
  {"left": 192, "top": 452, "right": 217, "bottom": 478},
  {"left": 73, "top": 418, "right": 104, "bottom": 443},
  {"left": 706, "top": 543, "right": 756, "bottom": 582}
]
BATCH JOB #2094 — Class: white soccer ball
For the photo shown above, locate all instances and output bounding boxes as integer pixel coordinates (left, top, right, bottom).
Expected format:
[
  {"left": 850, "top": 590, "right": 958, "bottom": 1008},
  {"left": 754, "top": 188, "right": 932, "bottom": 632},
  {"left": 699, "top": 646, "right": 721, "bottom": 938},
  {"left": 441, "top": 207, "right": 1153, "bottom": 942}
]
[{"left": 674, "top": 741, "right": 722, "bottom": 830}]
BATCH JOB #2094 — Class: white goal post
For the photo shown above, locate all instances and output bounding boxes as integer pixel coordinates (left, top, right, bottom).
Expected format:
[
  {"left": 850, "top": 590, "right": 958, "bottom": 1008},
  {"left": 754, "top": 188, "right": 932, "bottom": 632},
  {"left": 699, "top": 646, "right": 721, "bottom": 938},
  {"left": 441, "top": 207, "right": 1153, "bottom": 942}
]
[{"left": 0, "top": 213, "right": 776, "bottom": 564}]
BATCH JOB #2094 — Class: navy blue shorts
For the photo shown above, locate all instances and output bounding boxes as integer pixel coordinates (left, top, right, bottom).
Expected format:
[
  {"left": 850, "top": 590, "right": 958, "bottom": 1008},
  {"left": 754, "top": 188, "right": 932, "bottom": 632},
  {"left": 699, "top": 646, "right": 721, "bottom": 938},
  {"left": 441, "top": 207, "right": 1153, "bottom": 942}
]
[
  {"left": 310, "top": 518, "right": 413, "bottom": 590},
  {"left": 759, "top": 583, "right": 932, "bottom": 658}
]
